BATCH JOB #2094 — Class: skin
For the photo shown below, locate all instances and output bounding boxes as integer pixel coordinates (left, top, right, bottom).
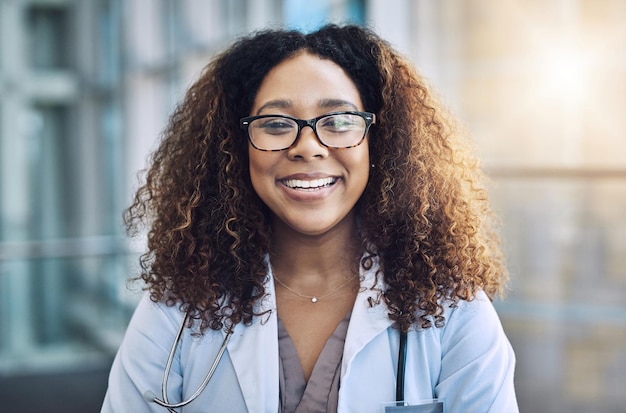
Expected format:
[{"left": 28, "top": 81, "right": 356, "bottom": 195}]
[{"left": 248, "top": 51, "right": 371, "bottom": 381}]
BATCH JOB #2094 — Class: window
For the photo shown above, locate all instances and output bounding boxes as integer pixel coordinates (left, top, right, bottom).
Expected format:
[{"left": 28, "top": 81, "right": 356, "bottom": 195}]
[
  {"left": 283, "top": 0, "right": 365, "bottom": 31},
  {"left": 27, "top": 5, "right": 73, "bottom": 70}
]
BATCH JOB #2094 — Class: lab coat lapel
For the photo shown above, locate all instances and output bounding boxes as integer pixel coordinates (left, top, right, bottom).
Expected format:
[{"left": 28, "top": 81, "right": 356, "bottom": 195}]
[
  {"left": 340, "top": 261, "right": 396, "bottom": 406},
  {"left": 342, "top": 260, "right": 394, "bottom": 369},
  {"left": 224, "top": 275, "right": 279, "bottom": 413}
]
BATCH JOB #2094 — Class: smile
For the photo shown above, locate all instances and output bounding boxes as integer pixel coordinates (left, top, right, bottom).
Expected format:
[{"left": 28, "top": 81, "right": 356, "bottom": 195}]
[{"left": 281, "top": 177, "right": 338, "bottom": 190}]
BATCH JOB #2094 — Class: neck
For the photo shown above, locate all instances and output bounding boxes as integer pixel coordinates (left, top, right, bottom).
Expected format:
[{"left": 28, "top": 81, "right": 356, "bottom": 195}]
[{"left": 269, "top": 216, "right": 361, "bottom": 284}]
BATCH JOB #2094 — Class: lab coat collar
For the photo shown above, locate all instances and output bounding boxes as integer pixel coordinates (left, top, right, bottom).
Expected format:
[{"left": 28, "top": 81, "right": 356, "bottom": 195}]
[
  {"left": 342, "top": 258, "right": 394, "bottom": 372},
  {"left": 338, "top": 258, "right": 398, "bottom": 409},
  {"left": 224, "top": 256, "right": 394, "bottom": 413},
  {"left": 223, "top": 269, "right": 280, "bottom": 413}
]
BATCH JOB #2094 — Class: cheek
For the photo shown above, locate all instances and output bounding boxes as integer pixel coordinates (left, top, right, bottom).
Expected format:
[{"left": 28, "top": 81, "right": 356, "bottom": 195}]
[
  {"left": 248, "top": 149, "right": 277, "bottom": 195},
  {"left": 248, "top": 153, "right": 263, "bottom": 194},
  {"left": 350, "top": 145, "right": 371, "bottom": 181},
  {"left": 359, "top": 148, "right": 371, "bottom": 194},
  {"left": 337, "top": 145, "right": 370, "bottom": 197}
]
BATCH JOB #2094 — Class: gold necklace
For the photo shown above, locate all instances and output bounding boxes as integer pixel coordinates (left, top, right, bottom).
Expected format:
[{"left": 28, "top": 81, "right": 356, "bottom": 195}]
[{"left": 273, "top": 274, "right": 359, "bottom": 303}]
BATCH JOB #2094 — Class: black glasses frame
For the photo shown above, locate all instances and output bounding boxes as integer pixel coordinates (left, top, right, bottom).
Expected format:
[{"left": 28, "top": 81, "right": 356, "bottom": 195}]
[{"left": 240, "top": 111, "right": 376, "bottom": 151}]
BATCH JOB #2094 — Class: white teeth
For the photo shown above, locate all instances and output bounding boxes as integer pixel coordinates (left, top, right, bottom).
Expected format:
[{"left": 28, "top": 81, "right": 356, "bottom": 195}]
[{"left": 283, "top": 177, "right": 336, "bottom": 189}]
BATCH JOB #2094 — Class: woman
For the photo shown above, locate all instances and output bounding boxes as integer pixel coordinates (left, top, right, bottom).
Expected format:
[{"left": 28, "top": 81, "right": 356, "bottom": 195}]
[{"left": 102, "top": 24, "right": 518, "bottom": 412}]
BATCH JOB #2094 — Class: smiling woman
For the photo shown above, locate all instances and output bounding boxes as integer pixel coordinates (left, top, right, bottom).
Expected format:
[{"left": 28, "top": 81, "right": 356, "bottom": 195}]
[
  {"left": 102, "top": 24, "right": 518, "bottom": 413},
  {"left": 247, "top": 52, "right": 371, "bottom": 239}
]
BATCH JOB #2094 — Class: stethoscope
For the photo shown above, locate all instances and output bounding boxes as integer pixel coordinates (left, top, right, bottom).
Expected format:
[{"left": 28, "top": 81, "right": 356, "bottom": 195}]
[
  {"left": 143, "top": 311, "right": 233, "bottom": 412},
  {"left": 143, "top": 311, "right": 408, "bottom": 411},
  {"left": 396, "top": 330, "right": 408, "bottom": 402}
]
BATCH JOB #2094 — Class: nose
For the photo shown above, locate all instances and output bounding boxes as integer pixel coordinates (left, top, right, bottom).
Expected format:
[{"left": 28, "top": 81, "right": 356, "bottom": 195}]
[{"left": 287, "top": 125, "right": 329, "bottom": 160}]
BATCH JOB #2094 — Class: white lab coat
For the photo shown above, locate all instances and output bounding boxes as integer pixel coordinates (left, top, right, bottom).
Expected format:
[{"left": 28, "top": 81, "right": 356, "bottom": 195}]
[{"left": 102, "top": 260, "right": 518, "bottom": 412}]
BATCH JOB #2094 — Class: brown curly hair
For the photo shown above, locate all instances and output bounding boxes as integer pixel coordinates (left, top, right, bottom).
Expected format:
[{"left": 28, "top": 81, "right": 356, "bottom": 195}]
[{"left": 125, "top": 24, "right": 508, "bottom": 333}]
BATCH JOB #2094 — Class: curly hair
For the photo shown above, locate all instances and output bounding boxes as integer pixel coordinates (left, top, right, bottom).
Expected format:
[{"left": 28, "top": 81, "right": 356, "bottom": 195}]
[{"left": 125, "top": 24, "right": 508, "bottom": 333}]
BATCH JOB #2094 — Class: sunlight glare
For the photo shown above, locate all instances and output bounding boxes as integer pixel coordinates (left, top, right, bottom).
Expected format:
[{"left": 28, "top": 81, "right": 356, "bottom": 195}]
[{"left": 538, "top": 44, "right": 592, "bottom": 103}]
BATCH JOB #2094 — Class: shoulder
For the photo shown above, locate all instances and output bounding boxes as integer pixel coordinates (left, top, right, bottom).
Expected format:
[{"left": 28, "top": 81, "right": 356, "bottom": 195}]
[
  {"left": 438, "top": 291, "right": 510, "bottom": 350},
  {"left": 432, "top": 292, "right": 518, "bottom": 411},
  {"left": 129, "top": 294, "right": 186, "bottom": 334},
  {"left": 102, "top": 294, "right": 187, "bottom": 411},
  {"left": 112, "top": 294, "right": 188, "bottom": 367},
  {"left": 444, "top": 291, "right": 502, "bottom": 326}
]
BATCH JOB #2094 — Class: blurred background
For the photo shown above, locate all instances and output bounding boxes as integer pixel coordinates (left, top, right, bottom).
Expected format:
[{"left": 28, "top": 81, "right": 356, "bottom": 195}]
[{"left": 0, "top": 0, "right": 624, "bottom": 412}]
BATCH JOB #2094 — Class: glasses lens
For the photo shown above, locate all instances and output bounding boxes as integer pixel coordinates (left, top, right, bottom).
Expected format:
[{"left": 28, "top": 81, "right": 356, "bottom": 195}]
[
  {"left": 248, "top": 116, "right": 298, "bottom": 150},
  {"left": 316, "top": 113, "right": 367, "bottom": 148}
]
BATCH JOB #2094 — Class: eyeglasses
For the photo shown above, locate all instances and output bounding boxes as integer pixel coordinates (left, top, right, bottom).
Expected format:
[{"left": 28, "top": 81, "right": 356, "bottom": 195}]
[{"left": 240, "top": 111, "right": 376, "bottom": 151}]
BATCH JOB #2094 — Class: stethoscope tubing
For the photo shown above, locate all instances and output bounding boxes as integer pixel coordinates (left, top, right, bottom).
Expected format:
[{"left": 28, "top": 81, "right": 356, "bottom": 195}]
[
  {"left": 146, "top": 310, "right": 233, "bottom": 411},
  {"left": 396, "top": 330, "right": 408, "bottom": 402},
  {"left": 160, "top": 310, "right": 189, "bottom": 407}
]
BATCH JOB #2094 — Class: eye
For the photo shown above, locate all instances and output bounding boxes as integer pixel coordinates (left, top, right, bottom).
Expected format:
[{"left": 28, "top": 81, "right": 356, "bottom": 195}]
[
  {"left": 319, "top": 114, "right": 363, "bottom": 133},
  {"left": 253, "top": 117, "right": 296, "bottom": 135}
]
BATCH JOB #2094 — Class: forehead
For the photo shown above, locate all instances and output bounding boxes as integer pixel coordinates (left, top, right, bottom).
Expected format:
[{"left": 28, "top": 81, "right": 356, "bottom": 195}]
[{"left": 251, "top": 52, "right": 363, "bottom": 115}]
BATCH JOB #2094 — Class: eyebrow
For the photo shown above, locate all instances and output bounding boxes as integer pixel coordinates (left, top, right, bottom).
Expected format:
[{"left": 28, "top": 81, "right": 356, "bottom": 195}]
[
  {"left": 255, "top": 98, "right": 359, "bottom": 115},
  {"left": 255, "top": 99, "right": 292, "bottom": 115},
  {"left": 318, "top": 99, "right": 359, "bottom": 111}
]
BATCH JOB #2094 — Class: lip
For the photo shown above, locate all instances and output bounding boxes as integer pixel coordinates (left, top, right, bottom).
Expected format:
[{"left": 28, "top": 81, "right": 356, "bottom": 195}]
[{"left": 277, "top": 173, "right": 341, "bottom": 201}]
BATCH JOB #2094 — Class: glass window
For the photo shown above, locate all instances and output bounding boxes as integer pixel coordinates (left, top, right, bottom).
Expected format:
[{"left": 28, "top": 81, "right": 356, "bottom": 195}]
[
  {"left": 27, "top": 5, "right": 73, "bottom": 70},
  {"left": 283, "top": 0, "right": 365, "bottom": 32},
  {"left": 0, "top": 1, "right": 129, "bottom": 411},
  {"left": 454, "top": 0, "right": 626, "bottom": 410}
]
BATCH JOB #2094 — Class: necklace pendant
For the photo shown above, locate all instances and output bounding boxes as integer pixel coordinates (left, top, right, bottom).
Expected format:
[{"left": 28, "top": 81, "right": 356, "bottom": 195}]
[{"left": 311, "top": 297, "right": 318, "bottom": 303}]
